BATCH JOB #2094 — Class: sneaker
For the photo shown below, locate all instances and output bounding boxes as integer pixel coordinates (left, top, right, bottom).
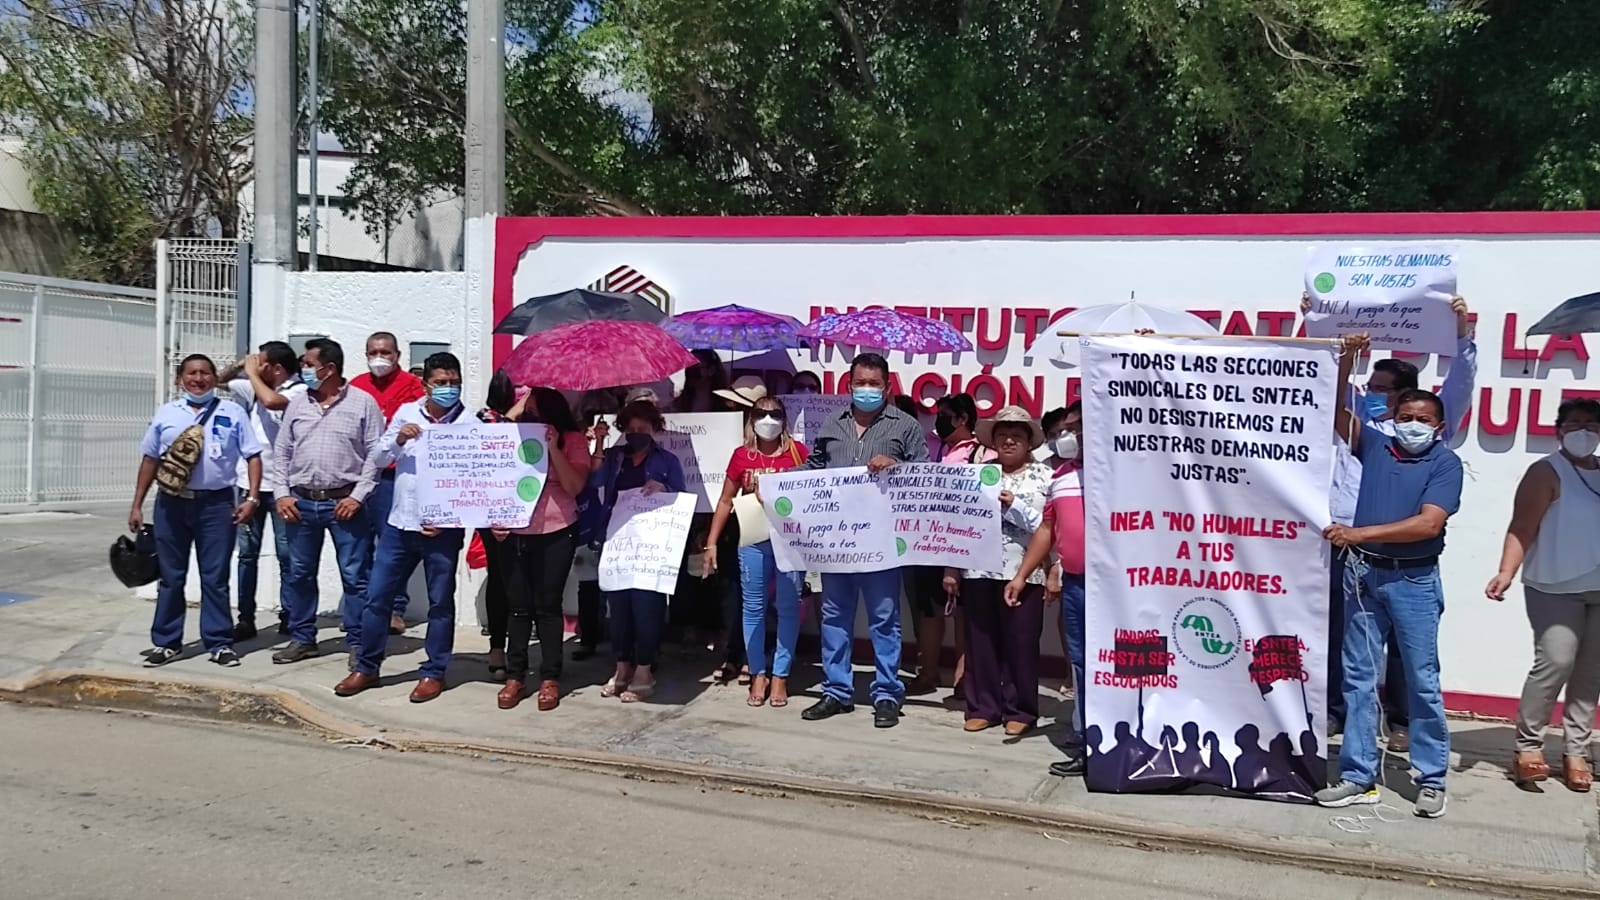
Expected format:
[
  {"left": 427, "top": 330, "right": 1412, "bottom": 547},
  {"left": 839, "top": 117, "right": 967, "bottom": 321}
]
[
  {"left": 209, "top": 647, "right": 241, "bottom": 668},
  {"left": 1315, "top": 780, "right": 1380, "bottom": 808},
  {"left": 1387, "top": 727, "right": 1410, "bottom": 754},
  {"left": 1414, "top": 786, "right": 1447, "bottom": 818},
  {"left": 142, "top": 647, "right": 181, "bottom": 667},
  {"left": 271, "top": 642, "right": 321, "bottom": 664},
  {"left": 233, "top": 621, "right": 257, "bottom": 642}
]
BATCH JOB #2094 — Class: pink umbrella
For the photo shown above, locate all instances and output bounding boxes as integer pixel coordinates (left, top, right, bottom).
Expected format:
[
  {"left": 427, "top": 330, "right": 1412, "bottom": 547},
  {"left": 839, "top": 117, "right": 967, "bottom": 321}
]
[{"left": 502, "top": 320, "right": 699, "bottom": 390}]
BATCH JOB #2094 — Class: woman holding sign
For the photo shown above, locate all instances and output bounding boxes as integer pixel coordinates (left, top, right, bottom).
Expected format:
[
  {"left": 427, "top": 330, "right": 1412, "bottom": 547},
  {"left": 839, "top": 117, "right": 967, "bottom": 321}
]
[
  {"left": 944, "top": 406, "right": 1052, "bottom": 736},
  {"left": 493, "top": 388, "right": 592, "bottom": 712},
  {"left": 597, "top": 400, "right": 687, "bottom": 702},
  {"left": 703, "top": 396, "right": 810, "bottom": 708}
]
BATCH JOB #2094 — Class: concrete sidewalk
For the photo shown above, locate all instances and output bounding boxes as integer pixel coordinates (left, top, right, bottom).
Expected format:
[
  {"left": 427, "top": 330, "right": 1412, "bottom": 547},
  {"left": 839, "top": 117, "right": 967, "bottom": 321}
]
[{"left": 2, "top": 507, "right": 1597, "bottom": 896}]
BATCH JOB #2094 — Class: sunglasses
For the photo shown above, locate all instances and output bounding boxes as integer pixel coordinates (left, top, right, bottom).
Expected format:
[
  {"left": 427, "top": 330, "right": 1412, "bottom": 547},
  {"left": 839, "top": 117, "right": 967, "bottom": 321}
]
[{"left": 754, "top": 411, "right": 786, "bottom": 422}]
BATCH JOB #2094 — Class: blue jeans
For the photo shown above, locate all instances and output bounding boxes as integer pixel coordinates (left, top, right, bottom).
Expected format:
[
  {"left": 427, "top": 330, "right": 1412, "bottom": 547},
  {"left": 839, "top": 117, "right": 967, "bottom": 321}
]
[
  {"left": 819, "top": 569, "right": 904, "bottom": 705},
  {"left": 1060, "top": 572, "right": 1087, "bottom": 739},
  {"left": 1335, "top": 555, "right": 1412, "bottom": 728},
  {"left": 739, "top": 541, "right": 805, "bottom": 678},
  {"left": 608, "top": 589, "right": 668, "bottom": 667},
  {"left": 236, "top": 491, "right": 288, "bottom": 623},
  {"left": 355, "top": 526, "right": 464, "bottom": 680},
  {"left": 151, "top": 490, "right": 237, "bottom": 652},
  {"left": 1339, "top": 557, "right": 1449, "bottom": 789},
  {"left": 283, "top": 497, "right": 372, "bottom": 647},
  {"left": 366, "top": 474, "right": 410, "bottom": 617}
]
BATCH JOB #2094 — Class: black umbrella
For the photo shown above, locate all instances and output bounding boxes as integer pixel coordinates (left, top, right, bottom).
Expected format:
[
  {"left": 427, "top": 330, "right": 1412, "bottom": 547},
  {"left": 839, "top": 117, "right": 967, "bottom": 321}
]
[
  {"left": 493, "top": 288, "right": 666, "bottom": 335},
  {"left": 1528, "top": 292, "right": 1600, "bottom": 335}
]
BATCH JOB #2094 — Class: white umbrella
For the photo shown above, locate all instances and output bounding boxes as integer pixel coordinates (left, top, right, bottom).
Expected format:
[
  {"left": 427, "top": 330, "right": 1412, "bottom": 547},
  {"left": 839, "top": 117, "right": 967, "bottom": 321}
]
[{"left": 1048, "top": 300, "right": 1218, "bottom": 366}]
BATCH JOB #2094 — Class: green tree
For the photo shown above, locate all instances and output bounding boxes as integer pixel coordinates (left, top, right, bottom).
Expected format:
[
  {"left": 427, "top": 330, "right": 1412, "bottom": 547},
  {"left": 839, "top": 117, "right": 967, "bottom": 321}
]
[{"left": 0, "top": 1, "right": 252, "bottom": 285}]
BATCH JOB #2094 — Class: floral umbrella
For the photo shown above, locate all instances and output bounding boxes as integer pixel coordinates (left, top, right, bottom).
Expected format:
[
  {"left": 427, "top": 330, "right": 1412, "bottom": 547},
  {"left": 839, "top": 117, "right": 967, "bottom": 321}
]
[
  {"left": 502, "top": 320, "right": 698, "bottom": 391},
  {"left": 799, "top": 308, "right": 974, "bottom": 354},
  {"left": 659, "top": 304, "right": 810, "bottom": 351}
]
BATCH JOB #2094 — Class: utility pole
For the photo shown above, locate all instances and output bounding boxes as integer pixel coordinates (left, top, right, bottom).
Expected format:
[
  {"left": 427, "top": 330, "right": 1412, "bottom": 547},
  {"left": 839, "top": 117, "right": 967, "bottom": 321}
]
[
  {"left": 306, "top": 0, "right": 320, "bottom": 272},
  {"left": 463, "top": 0, "right": 504, "bottom": 392},
  {"left": 253, "top": 0, "right": 298, "bottom": 344}
]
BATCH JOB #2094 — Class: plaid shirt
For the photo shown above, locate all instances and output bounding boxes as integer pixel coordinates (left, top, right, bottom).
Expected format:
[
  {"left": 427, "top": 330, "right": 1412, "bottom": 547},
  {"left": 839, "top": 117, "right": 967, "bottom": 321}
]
[
  {"left": 801, "top": 404, "right": 930, "bottom": 470},
  {"left": 270, "top": 384, "right": 385, "bottom": 501}
]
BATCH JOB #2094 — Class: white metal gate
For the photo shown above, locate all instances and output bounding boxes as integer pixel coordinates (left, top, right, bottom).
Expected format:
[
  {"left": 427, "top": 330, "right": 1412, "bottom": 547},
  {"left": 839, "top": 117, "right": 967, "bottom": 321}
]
[
  {"left": 0, "top": 272, "right": 158, "bottom": 506},
  {"left": 155, "top": 238, "right": 247, "bottom": 402}
]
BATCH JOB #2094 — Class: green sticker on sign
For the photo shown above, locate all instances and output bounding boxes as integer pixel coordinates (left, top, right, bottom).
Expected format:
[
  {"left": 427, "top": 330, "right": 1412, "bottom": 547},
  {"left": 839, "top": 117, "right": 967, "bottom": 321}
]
[
  {"left": 1312, "top": 272, "right": 1336, "bottom": 294},
  {"left": 895, "top": 537, "right": 907, "bottom": 556},
  {"left": 979, "top": 465, "right": 1001, "bottom": 487},
  {"left": 774, "top": 497, "right": 793, "bottom": 517},
  {"left": 517, "top": 439, "right": 544, "bottom": 466},
  {"left": 516, "top": 476, "right": 542, "bottom": 502}
]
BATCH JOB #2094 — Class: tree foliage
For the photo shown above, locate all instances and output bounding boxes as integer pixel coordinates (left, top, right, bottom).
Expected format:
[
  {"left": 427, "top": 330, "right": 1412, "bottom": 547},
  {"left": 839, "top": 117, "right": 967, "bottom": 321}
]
[{"left": 0, "top": 0, "right": 252, "bottom": 285}]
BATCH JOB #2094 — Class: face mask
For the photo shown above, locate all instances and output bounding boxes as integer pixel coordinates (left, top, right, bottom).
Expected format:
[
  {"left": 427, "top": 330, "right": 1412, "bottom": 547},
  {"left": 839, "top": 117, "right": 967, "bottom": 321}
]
[
  {"left": 1562, "top": 429, "right": 1600, "bottom": 458},
  {"left": 301, "top": 367, "right": 322, "bottom": 391},
  {"left": 624, "top": 432, "right": 654, "bottom": 454},
  {"left": 753, "top": 418, "right": 784, "bottom": 441},
  {"left": 1054, "top": 432, "right": 1080, "bottom": 461},
  {"left": 367, "top": 357, "right": 396, "bottom": 378},
  {"left": 429, "top": 385, "right": 461, "bottom": 409},
  {"left": 1394, "top": 421, "right": 1440, "bottom": 454},
  {"left": 851, "top": 387, "right": 886, "bottom": 413},
  {"left": 1362, "top": 390, "right": 1391, "bottom": 420},
  {"left": 934, "top": 414, "right": 957, "bottom": 440},
  {"left": 185, "top": 388, "right": 216, "bottom": 406}
]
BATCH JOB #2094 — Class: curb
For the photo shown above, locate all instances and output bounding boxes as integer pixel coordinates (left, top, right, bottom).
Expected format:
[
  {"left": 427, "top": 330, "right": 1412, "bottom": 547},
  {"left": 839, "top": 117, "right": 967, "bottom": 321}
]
[{"left": 2, "top": 668, "right": 1595, "bottom": 899}]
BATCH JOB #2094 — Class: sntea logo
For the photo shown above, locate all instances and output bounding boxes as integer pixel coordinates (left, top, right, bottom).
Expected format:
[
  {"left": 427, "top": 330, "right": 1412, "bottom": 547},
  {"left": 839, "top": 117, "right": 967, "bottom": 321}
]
[
  {"left": 590, "top": 265, "right": 671, "bottom": 312},
  {"left": 1172, "top": 596, "right": 1241, "bottom": 669}
]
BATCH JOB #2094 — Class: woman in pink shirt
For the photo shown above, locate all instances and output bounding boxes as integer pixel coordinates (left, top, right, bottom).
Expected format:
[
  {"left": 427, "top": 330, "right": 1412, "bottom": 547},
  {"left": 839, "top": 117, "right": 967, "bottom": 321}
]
[{"left": 492, "top": 387, "right": 592, "bottom": 713}]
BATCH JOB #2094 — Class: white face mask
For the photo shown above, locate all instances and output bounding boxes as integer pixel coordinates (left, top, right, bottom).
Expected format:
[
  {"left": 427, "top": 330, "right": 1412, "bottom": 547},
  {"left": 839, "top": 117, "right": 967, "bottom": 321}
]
[
  {"left": 367, "top": 357, "right": 396, "bottom": 378},
  {"left": 1562, "top": 429, "right": 1600, "bottom": 458},
  {"left": 1394, "top": 421, "right": 1440, "bottom": 454},
  {"left": 1053, "top": 432, "right": 1080, "bottom": 461},
  {"left": 753, "top": 418, "right": 784, "bottom": 441}
]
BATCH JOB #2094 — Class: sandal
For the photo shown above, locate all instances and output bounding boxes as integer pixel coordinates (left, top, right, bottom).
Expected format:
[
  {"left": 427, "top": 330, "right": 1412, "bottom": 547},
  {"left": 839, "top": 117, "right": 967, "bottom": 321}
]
[
  {"left": 713, "top": 663, "right": 739, "bottom": 685},
  {"left": 747, "top": 674, "right": 770, "bottom": 707},
  {"left": 1564, "top": 755, "right": 1592, "bottom": 793},
  {"left": 737, "top": 666, "right": 752, "bottom": 687},
  {"left": 769, "top": 676, "right": 789, "bottom": 708},
  {"left": 601, "top": 676, "right": 630, "bottom": 698},
  {"left": 621, "top": 681, "right": 655, "bottom": 703},
  {"left": 1512, "top": 750, "right": 1551, "bottom": 785}
]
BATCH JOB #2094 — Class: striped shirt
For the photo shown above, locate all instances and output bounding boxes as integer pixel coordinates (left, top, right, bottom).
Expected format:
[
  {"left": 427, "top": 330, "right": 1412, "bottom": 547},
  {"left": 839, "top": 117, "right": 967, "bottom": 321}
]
[
  {"left": 1043, "top": 460, "right": 1086, "bottom": 575},
  {"left": 271, "top": 384, "right": 385, "bottom": 501},
  {"left": 801, "top": 404, "right": 930, "bottom": 470}
]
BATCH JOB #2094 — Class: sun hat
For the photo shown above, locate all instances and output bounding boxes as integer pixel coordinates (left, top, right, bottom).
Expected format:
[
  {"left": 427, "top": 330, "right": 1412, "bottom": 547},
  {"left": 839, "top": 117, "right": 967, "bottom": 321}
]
[
  {"left": 976, "top": 405, "right": 1045, "bottom": 449},
  {"left": 714, "top": 374, "right": 769, "bottom": 408}
]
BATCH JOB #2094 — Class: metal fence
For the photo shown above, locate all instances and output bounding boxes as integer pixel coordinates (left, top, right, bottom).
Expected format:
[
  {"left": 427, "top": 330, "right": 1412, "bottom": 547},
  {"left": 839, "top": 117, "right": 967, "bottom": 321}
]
[
  {"left": 0, "top": 273, "right": 158, "bottom": 506},
  {"left": 156, "top": 238, "right": 246, "bottom": 402}
]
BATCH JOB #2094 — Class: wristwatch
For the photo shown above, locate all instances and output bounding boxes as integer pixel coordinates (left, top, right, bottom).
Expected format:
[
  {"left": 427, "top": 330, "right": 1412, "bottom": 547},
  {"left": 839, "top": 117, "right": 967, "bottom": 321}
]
[{"left": 242, "top": 495, "right": 260, "bottom": 505}]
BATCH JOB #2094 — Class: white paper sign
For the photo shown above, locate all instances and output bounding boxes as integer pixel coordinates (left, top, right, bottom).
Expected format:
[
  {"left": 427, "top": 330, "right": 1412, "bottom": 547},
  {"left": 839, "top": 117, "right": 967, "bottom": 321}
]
[
  {"left": 1303, "top": 244, "right": 1459, "bottom": 355},
  {"left": 654, "top": 412, "right": 745, "bottom": 513},
  {"left": 781, "top": 393, "right": 850, "bottom": 444},
  {"left": 1079, "top": 334, "right": 1337, "bottom": 801},
  {"left": 598, "top": 488, "right": 698, "bottom": 593},
  {"left": 415, "top": 423, "right": 550, "bottom": 528},
  {"left": 759, "top": 462, "right": 1003, "bottom": 573}
]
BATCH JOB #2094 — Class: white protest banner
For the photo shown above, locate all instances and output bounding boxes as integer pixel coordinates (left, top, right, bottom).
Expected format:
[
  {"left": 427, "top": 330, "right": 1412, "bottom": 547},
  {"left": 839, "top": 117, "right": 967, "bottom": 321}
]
[
  {"left": 781, "top": 393, "right": 849, "bottom": 444},
  {"left": 415, "top": 423, "right": 550, "bottom": 528},
  {"left": 759, "top": 463, "right": 1003, "bottom": 573},
  {"left": 1303, "top": 244, "right": 1459, "bottom": 355},
  {"left": 655, "top": 412, "right": 744, "bottom": 513},
  {"left": 883, "top": 463, "right": 1004, "bottom": 571},
  {"left": 1080, "top": 334, "right": 1337, "bottom": 803},
  {"left": 597, "top": 488, "right": 698, "bottom": 593}
]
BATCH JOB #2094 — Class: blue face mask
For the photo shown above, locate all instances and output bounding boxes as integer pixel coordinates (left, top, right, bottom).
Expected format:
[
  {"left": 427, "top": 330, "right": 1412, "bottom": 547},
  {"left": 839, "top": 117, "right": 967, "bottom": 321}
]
[
  {"left": 1362, "top": 390, "right": 1390, "bottom": 420},
  {"left": 851, "top": 387, "right": 886, "bottom": 413},
  {"left": 1394, "top": 421, "right": 1439, "bottom": 454},
  {"left": 429, "top": 385, "right": 461, "bottom": 409},
  {"left": 185, "top": 388, "right": 216, "bottom": 406},
  {"left": 301, "top": 367, "right": 322, "bottom": 391}
]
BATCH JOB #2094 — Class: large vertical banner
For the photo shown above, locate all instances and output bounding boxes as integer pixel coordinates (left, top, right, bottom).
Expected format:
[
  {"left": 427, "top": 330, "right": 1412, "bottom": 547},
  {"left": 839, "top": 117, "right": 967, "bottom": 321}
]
[{"left": 1080, "top": 335, "right": 1338, "bottom": 803}]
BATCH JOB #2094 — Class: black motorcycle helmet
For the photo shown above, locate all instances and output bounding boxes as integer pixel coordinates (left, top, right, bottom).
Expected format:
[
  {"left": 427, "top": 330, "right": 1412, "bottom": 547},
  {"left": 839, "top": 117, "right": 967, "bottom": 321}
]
[{"left": 110, "top": 526, "right": 159, "bottom": 588}]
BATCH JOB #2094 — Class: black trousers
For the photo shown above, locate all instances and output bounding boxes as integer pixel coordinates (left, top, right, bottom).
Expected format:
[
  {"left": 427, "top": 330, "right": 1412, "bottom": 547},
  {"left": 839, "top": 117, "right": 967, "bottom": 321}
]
[
  {"left": 502, "top": 526, "right": 579, "bottom": 682},
  {"left": 480, "top": 528, "right": 510, "bottom": 651},
  {"left": 577, "top": 578, "right": 604, "bottom": 649}
]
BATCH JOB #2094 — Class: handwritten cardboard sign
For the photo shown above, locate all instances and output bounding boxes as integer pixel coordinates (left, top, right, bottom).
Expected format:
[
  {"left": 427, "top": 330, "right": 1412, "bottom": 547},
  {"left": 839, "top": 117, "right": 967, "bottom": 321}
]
[
  {"left": 1303, "top": 244, "right": 1459, "bottom": 355},
  {"left": 781, "top": 393, "right": 850, "bottom": 444},
  {"left": 882, "top": 463, "right": 1004, "bottom": 570},
  {"left": 597, "top": 488, "right": 698, "bottom": 593},
  {"left": 652, "top": 412, "right": 744, "bottom": 514},
  {"left": 415, "top": 423, "right": 550, "bottom": 528}
]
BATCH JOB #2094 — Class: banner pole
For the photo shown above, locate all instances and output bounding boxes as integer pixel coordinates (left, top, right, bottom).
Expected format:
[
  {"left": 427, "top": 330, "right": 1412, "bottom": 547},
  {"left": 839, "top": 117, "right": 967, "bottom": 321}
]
[{"left": 1057, "top": 330, "right": 1341, "bottom": 345}]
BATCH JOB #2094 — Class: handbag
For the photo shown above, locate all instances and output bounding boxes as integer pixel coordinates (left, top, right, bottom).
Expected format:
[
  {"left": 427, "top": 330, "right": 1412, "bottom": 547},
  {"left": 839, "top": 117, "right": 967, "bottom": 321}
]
[{"left": 155, "top": 399, "right": 220, "bottom": 496}]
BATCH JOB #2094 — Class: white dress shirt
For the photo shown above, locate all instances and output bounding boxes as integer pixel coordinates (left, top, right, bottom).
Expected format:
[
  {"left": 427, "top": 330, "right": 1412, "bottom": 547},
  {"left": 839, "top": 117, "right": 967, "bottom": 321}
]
[{"left": 362, "top": 397, "right": 465, "bottom": 531}]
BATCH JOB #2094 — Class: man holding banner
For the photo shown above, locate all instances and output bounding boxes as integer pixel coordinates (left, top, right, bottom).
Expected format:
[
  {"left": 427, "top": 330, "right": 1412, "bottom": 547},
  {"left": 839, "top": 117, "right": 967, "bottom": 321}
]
[{"left": 797, "top": 353, "right": 929, "bottom": 729}]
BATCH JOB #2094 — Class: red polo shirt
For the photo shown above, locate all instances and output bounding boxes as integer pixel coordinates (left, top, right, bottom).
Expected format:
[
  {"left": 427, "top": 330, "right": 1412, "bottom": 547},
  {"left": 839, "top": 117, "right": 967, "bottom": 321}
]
[{"left": 349, "top": 370, "right": 426, "bottom": 423}]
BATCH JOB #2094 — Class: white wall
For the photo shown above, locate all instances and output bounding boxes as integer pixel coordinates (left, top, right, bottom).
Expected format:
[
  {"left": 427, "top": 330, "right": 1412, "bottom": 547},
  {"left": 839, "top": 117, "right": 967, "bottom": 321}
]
[{"left": 503, "top": 230, "right": 1600, "bottom": 701}]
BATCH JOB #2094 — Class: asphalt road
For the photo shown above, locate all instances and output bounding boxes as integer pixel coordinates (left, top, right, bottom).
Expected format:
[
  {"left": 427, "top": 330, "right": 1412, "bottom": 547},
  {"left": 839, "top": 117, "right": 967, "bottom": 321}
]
[{"left": 0, "top": 704, "right": 1475, "bottom": 900}]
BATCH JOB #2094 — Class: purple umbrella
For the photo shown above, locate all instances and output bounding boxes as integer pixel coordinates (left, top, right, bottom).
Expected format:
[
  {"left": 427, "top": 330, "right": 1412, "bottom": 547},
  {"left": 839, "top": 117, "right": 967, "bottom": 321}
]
[
  {"left": 800, "top": 308, "right": 974, "bottom": 354},
  {"left": 659, "top": 304, "right": 810, "bottom": 351}
]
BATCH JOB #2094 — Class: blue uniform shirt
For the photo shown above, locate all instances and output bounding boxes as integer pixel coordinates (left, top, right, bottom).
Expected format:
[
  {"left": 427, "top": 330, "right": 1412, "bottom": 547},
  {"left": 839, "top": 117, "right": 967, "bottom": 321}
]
[
  {"left": 1350, "top": 422, "right": 1463, "bottom": 560},
  {"left": 140, "top": 399, "right": 264, "bottom": 492}
]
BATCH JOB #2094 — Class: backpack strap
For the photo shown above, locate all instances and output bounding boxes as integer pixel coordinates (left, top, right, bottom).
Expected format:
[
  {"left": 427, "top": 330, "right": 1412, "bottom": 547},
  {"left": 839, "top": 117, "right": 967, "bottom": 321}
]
[{"left": 197, "top": 398, "right": 220, "bottom": 427}]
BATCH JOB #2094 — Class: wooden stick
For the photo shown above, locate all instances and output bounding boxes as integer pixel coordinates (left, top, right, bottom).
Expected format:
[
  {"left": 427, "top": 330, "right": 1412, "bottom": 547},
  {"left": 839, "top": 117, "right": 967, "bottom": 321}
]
[{"left": 1056, "top": 330, "right": 1339, "bottom": 345}]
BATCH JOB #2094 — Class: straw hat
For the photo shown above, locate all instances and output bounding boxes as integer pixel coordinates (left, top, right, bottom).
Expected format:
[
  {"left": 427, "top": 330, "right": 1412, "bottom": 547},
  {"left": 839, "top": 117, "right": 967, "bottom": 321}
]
[
  {"left": 714, "top": 374, "right": 769, "bottom": 408},
  {"left": 977, "top": 405, "right": 1045, "bottom": 449}
]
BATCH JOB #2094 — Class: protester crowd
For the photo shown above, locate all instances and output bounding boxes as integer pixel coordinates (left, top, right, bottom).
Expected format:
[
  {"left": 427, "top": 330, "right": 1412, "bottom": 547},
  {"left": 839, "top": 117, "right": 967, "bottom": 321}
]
[{"left": 129, "top": 295, "right": 1600, "bottom": 819}]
